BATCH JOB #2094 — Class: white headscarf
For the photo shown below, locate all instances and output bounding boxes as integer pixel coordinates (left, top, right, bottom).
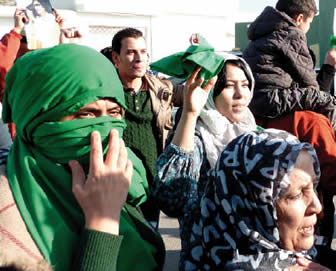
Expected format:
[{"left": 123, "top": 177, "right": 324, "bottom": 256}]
[{"left": 196, "top": 54, "right": 257, "bottom": 168}]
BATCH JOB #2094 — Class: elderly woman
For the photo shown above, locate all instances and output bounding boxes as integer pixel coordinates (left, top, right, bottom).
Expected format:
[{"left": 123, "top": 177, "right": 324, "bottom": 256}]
[
  {"left": 152, "top": 51, "right": 336, "bottom": 270},
  {"left": 185, "top": 129, "right": 332, "bottom": 271},
  {"left": 0, "top": 44, "right": 164, "bottom": 271}
]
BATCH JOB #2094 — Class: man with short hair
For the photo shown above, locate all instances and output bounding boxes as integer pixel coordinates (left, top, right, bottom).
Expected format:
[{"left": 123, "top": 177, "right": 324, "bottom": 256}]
[
  {"left": 243, "top": 0, "right": 336, "bottom": 254},
  {"left": 111, "top": 27, "right": 184, "bottom": 228}
]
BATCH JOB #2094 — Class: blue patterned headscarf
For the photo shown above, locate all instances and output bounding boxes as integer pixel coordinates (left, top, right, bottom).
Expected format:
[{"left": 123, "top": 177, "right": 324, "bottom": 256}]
[{"left": 184, "top": 129, "right": 320, "bottom": 271}]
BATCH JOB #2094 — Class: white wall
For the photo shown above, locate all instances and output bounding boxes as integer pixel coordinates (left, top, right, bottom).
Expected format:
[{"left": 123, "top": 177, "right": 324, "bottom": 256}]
[{"left": 0, "top": 1, "right": 237, "bottom": 61}]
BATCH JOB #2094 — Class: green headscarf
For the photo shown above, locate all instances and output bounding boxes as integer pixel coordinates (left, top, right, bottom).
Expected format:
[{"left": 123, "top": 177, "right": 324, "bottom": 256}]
[
  {"left": 150, "top": 34, "right": 225, "bottom": 85},
  {"left": 2, "top": 44, "right": 154, "bottom": 270}
]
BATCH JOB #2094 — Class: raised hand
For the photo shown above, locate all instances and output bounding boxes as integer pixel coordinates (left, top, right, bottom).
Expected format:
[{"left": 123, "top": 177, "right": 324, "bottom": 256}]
[
  {"left": 69, "top": 129, "right": 133, "bottom": 235},
  {"left": 59, "top": 27, "right": 83, "bottom": 44},
  {"left": 13, "top": 8, "right": 28, "bottom": 34},
  {"left": 182, "top": 67, "right": 217, "bottom": 117},
  {"left": 171, "top": 68, "right": 217, "bottom": 150}
]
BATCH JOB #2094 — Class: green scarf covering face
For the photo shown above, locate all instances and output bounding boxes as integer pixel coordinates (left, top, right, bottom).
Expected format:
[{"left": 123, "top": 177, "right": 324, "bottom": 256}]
[{"left": 2, "top": 44, "right": 155, "bottom": 271}]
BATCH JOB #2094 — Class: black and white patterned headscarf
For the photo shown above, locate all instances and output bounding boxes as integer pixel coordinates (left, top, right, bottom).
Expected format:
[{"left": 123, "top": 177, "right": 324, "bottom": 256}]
[{"left": 184, "top": 129, "right": 320, "bottom": 271}]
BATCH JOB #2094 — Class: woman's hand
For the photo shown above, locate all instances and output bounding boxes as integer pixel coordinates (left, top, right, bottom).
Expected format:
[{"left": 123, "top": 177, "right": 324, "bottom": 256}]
[
  {"left": 286, "top": 257, "right": 331, "bottom": 271},
  {"left": 182, "top": 67, "right": 217, "bottom": 117},
  {"left": 171, "top": 68, "right": 217, "bottom": 150},
  {"left": 69, "top": 129, "right": 133, "bottom": 235}
]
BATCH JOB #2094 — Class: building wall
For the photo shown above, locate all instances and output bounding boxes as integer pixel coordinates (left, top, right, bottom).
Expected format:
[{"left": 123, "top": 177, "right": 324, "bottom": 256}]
[{"left": 0, "top": 1, "right": 237, "bottom": 62}]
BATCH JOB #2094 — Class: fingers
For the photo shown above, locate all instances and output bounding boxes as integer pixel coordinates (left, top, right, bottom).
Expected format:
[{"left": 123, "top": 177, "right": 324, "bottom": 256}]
[
  {"left": 60, "top": 27, "right": 83, "bottom": 42},
  {"left": 203, "top": 75, "right": 218, "bottom": 92},
  {"left": 189, "top": 33, "right": 199, "bottom": 45},
  {"left": 124, "top": 160, "right": 133, "bottom": 186},
  {"left": 187, "top": 66, "right": 202, "bottom": 86},
  {"left": 14, "top": 8, "right": 28, "bottom": 27},
  {"left": 89, "top": 131, "right": 104, "bottom": 176},
  {"left": 69, "top": 160, "right": 85, "bottom": 193},
  {"left": 53, "top": 8, "right": 64, "bottom": 28},
  {"left": 117, "top": 139, "right": 128, "bottom": 170},
  {"left": 105, "top": 129, "right": 120, "bottom": 168}
]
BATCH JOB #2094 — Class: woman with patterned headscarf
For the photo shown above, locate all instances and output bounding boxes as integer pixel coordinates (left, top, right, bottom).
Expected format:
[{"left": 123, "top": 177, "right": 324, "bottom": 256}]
[
  {"left": 185, "top": 129, "right": 332, "bottom": 270},
  {"left": 152, "top": 53, "right": 257, "bottom": 269},
  {"left": 0, "top": 44, "right": 164, "bottom": 271}
]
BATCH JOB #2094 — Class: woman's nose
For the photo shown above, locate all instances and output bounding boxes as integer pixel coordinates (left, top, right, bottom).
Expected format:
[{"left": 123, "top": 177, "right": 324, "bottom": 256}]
[
  {"left": 308, "top": 191, "right": 322, "bottom": 215},
  {"left": 234, "top": 84, "right": 244, "bottom": 98}
]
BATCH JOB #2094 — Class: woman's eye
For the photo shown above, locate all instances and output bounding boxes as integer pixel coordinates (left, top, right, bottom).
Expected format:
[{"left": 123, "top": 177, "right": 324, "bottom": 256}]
[{"left": 289, "top": 192, "right": 303, "bottom": 200}]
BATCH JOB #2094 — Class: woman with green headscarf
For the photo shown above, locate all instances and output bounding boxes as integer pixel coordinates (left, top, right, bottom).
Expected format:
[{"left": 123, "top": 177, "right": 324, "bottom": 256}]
[{"left": 0, "top": 44, "right": 165, "bottom": 271}]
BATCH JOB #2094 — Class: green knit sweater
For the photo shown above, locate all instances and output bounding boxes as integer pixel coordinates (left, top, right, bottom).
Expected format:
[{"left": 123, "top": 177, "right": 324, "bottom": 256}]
[
  {"left": 72, "top": 203, "right": 165, "bottom": 271},
  {"left": 123, "top": 91, "right": 160, "bottom": 186}
]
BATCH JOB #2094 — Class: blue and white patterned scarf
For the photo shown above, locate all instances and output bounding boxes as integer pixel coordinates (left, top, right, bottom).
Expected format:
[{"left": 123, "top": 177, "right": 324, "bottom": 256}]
[{"left": 184, "top": 129, "right": 320, "bottom": 271}]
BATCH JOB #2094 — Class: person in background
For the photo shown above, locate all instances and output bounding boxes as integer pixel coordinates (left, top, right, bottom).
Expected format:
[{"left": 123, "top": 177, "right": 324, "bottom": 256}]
[
  {"left": 243, "top": 0, "right": 336, "bottom": 250},
  {"left": 0, "top": 44, "right": 165, "bottom": 271},
  {"left": 185, "top": 129, "right": 334, "bottom": 271},
  {"left": 111, "top": 27, "right": 184, "bottom": 229},
  {"left": 0, "top": 8, "right": 81, "bottom": 138}
]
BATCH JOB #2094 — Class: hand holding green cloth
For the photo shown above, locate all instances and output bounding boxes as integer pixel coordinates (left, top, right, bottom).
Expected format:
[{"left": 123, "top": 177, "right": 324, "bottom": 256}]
[
  {"left": 150, "top": 34, "right": 225, "bottom": 85},
  {"left": 2, "top": 44, "right": 158, "bottom": 271}
]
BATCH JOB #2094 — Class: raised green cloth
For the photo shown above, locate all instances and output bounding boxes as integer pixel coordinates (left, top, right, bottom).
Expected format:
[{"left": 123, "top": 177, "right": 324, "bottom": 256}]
[
  {"left": 2, "top": 44, "right": 159, "bottom": 271},
  {"left": 150, "top": 34, "right": 225, "bottom": 85}
]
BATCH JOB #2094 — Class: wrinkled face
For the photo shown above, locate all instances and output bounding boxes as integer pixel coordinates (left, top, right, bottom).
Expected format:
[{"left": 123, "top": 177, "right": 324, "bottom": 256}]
[
  {"left": 112, "top": 37, "right": 148, "bottom": 81},
  {"left": 296, "top": 13, "right": 314, "bottom": 34},
  {"left": 60, "top": 98, "right": 123, "bottom": 121},
  {"left": 276, "top": 150, "right": 322, "bottom": 252},
  {"left": 214, "top": 63, "right": 251, "bottom": 123}
]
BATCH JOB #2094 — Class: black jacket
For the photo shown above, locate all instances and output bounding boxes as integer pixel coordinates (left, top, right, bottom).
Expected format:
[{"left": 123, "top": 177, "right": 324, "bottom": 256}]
[{"left": 243, "top": 7, "right": 336, "bottom": 129}]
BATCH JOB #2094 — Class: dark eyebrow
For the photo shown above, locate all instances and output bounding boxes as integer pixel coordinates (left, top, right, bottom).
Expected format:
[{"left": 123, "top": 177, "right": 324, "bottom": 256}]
[{"left": 108, "top": 105, "right": 122, "bottom": 110}]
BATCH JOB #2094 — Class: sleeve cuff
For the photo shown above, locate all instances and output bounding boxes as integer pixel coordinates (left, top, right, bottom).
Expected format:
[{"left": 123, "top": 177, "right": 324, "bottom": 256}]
[
  {"left": 9, "top": 30, "right": 22, "bottom": 40},
  {"left": 72, "top": 228, "right": 123, "bottom": 271}
]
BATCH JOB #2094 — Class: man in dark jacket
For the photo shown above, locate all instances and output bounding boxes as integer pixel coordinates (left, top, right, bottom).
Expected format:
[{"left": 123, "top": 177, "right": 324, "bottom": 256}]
[
  {"left": 243, "top": 0, "right": 336, "bottom": 255},
  {"left": 243, "top": 0, "right": 336, "bottom": 131}
]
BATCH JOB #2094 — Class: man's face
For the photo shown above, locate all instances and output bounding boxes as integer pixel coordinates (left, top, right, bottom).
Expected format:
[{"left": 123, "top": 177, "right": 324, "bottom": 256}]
[
  {"left": 296, "top": 14, "right": 314, "bottom": 34},
  {"left": 113, "top": 37, "right": 148, "bottom": 81}
]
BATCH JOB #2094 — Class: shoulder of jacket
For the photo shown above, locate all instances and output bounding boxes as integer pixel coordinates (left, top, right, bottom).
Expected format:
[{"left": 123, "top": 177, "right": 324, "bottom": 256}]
[{"left": 144, "top": 74, "right": 173, "bottom": 90}]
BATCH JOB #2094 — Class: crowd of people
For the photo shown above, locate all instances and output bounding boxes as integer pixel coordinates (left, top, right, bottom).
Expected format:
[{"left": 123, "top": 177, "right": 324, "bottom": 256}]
[{"left": 0, "top": 0, "right": 336, "bottom": 270}]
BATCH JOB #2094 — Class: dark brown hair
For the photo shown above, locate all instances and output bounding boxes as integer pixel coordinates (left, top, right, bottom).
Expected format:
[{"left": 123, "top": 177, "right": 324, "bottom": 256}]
[
  {"left": 276, "top": 0, "right": 318, "bottom": 19},
  {"left": 111, "top": 28, "right": 143, "bottom": 54},
  {"left": 213, "top": 59, "right": 252, "bottom": 98}
]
